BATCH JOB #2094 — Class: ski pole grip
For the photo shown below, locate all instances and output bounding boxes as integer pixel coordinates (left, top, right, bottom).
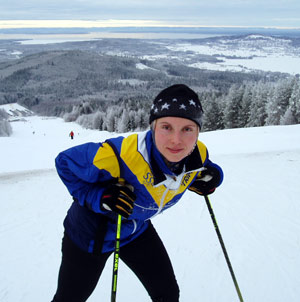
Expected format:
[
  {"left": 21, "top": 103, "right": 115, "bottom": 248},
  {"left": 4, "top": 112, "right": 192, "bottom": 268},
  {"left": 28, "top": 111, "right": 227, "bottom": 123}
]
[
  {"left": 118, "top": 178, "right": 134, "bottom": 192},
  {"left": 118, "top": 178, "right": 126, "bottom": 185}
]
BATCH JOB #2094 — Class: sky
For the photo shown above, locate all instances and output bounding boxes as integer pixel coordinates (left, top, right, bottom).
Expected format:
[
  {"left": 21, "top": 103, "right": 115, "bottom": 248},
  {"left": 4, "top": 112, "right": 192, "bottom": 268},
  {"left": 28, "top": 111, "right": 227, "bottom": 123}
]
[{"left": 0, "top": 0, "right": 300, "bottom": 28}]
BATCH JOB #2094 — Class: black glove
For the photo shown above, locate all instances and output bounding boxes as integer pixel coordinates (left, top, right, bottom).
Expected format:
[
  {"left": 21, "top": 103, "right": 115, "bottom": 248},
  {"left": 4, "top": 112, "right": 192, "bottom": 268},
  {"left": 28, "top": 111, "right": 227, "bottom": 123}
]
[
  {"left": 101, "top": 182, "right": 136, "bottom": 219},
  {"left": 189, "top": 166, "right": 221, "bottom": 196}
]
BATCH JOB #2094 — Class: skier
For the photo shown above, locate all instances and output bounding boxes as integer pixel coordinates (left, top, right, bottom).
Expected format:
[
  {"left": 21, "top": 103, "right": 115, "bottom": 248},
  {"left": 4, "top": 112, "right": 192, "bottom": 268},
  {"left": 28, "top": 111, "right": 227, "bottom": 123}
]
[
  {"left": 51, "top": 84, "right": 223, "bottom": 302},
  {"left": 69, "top": 130, "right": 74, "bottom": 139}
]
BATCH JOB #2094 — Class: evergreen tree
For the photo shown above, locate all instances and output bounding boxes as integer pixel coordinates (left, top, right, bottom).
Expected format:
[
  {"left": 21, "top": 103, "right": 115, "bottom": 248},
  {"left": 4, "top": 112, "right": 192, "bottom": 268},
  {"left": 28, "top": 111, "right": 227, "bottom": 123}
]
[
  {"left": 286, "top": 77, "right": 300, "bottom": 124},
  {"left": 247, "top": 81, "right": 270, "bottom": 127},
  {"left": 104, "top": 107, "right": 116, "bottom": 132},
  {"left": 134, "top": 108, "right": 149, "bottom": 130},
  {"left": 128, "top": 110, "right": 136, "bottom": 131},
  {"left": 118, "top": 109, "right": 130, "bottom": 133},
  {"left": 280, "top": 107, "right": 297, "bottom": 125},
  {"left": 93, "top": 111, "right": 105, "bottom": 130},
  {"left": 240, "top": 84, "right": 253, "bottom": 127},
  {"left": 202, "top": 95, "right": 224, "bottom": 131},
  {"left": 0, "top": 109, "right": 12, "bottom": 136},
  {"left": 0, "top": 120, "right": 12, "bottom": 136},
  {"left": 266, "top": 78, "right": 294, "bottom": 125},
  {"left": 223, "top": 84, "right": 244, "bottom": 129}
]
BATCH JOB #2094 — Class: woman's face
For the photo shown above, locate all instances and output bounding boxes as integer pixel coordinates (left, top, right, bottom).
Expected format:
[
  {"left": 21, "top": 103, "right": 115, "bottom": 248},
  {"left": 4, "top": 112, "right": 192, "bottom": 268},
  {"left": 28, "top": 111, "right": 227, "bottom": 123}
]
[{"left": 154, "top": 117, "right": 199, "bottom": 163}]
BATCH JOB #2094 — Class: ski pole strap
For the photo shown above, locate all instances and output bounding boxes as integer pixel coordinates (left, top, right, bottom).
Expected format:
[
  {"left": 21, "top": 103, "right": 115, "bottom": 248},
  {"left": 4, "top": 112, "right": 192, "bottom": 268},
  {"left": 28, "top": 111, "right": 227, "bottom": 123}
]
[{"left": 204, "top": 195, "right": 244, "bottom": 302}]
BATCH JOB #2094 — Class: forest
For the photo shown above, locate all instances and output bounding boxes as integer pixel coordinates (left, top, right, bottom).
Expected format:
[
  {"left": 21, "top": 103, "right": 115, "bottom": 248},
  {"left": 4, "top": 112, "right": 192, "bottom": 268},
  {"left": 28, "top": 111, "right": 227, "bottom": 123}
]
[
  {"left": 0, "top": 48, "right": 299, "bottom": 135},
  {"left": 63, "top": 75, "right": 300, "bottom": 133}
]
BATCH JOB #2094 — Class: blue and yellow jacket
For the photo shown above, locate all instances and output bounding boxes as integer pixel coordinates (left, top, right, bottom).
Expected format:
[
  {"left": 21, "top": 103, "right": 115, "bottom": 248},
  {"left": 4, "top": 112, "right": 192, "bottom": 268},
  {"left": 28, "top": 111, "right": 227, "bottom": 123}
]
[{"left": 55, "top": 130, "right": 223, "bottom": 253}]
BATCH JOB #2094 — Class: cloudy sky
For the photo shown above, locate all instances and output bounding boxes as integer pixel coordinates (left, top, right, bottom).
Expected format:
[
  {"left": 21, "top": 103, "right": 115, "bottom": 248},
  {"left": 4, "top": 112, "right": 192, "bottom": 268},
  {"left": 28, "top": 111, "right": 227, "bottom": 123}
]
[{"left": 0, "top": 0, "right": 300, "bottom": 28}]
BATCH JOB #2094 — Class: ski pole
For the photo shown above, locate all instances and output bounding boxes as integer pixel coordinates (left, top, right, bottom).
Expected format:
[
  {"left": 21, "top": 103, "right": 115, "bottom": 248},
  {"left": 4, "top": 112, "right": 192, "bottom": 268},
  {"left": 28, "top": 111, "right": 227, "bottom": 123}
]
[
  {"left": 111, "top": 177, "right": 127, "bottom": 302},
  {"left": 111, "top": 213, "right": 122, "bottom": 302},
  {"left": 204, "top": 195, "right": 244, "bottom": 302}
]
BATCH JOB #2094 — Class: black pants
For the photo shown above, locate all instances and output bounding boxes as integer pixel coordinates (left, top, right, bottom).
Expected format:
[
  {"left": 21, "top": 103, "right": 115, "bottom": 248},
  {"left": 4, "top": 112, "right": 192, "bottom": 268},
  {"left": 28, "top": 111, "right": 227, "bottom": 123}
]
[{"left": 51, "top": 223, "right": 179, "bottom": 302}]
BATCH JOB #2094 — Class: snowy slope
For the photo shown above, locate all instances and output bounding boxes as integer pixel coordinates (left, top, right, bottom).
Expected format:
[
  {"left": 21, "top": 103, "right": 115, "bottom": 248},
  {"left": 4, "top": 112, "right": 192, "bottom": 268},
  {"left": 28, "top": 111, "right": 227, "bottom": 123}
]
[
  {"left": 0, "top": 116, "right": 300, "bottom": 302},
  {"left": 0, "top": 103, "right": 33, "bottom": 118}
]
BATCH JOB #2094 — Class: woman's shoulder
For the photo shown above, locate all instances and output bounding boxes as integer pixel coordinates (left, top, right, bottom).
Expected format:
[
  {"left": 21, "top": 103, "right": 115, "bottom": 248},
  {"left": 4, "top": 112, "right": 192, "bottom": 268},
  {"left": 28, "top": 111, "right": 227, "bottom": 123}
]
[{"left": 196, "top": 139, "right": 208, "bottom": 154}]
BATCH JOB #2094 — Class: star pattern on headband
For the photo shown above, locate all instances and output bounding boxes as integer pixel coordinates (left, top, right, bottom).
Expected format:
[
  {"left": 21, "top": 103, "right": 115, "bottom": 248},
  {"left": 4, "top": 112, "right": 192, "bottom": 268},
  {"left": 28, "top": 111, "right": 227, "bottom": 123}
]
[
  {"left": 161, "top": 103, "right": 170, "bottom": 110},
  {"left": 151, "top": 98, "right": 201, "bottom": 114},
  {"left": 189, "top": 99, "right": 196, "bottom": 106}
]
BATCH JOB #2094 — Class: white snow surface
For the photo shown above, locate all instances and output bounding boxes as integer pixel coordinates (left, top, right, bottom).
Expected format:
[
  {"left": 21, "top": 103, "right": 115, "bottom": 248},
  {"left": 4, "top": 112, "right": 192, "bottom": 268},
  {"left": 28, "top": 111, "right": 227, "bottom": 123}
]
[
  {"left": 0, "top": 103, "right": 33, "bottom": 118},
  {"left": 1, "top": 115, "right": 300, "bottom": 302},
  {"left": 165, "top": 35, "right": 300, "bottom": 75}
]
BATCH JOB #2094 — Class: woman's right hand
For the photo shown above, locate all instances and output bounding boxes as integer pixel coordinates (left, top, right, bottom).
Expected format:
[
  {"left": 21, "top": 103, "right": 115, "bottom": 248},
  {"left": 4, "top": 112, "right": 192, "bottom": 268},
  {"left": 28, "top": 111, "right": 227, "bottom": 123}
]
[{"left": 101, "top": 182, "right": 136, "bottom": 219}]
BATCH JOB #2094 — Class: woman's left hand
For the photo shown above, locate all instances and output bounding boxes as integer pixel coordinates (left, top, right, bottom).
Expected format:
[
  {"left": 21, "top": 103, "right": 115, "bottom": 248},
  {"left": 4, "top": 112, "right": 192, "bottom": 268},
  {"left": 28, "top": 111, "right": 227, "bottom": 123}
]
[{"left": 188, "top": 166, "right": 221, "bottom": 196}]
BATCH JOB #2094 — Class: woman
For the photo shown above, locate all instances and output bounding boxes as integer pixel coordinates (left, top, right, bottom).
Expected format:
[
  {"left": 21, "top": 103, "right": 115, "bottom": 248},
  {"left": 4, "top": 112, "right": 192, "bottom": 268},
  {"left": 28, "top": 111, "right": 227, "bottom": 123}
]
[{"left": 52, "top": 84, "right": 223, "bottom": 302}]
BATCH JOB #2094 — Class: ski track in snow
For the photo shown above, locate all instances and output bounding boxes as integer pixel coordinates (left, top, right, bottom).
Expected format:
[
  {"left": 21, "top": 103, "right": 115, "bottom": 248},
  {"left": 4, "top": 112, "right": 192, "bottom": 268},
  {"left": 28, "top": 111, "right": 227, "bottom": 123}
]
[
  {"left": 1, "top": 115, "right": 300, "bottom": 301},
  {"left": 0, "top": 168, "right": 55, "bottom": 182}
]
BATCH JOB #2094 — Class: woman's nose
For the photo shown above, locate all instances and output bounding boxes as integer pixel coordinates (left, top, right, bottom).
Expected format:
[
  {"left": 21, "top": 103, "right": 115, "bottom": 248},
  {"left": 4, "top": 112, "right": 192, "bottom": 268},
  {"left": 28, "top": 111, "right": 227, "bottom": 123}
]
[{"left": 170, "top": 131, "right": 182, "bottom": 144}]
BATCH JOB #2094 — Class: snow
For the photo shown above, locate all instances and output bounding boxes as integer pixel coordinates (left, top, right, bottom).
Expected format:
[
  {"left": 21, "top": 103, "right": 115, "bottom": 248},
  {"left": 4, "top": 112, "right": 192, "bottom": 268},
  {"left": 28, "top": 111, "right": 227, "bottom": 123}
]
[
  {"left": 136, "top": 63, "right": 155, "bottom": 71},
  {"left": 17, "top": 37, "right": 102, "bottom": 45},
  {"left": 117, "top": 78, "right": 146, "bottom": 86},
  {"left": 166, "top": 35, "right": 300, "bottom": 75},
  {"left": 136, "top": 63, "right": 150, "bottom": 70},
  {"left": 1, "top": 112, "right": 300, "bottom": 301},
  {"left": 190, "top": 55, "right": 300, "bottom": 74},
  {"left": 0, "top": 103, "right": 33, "bottom": 118}
]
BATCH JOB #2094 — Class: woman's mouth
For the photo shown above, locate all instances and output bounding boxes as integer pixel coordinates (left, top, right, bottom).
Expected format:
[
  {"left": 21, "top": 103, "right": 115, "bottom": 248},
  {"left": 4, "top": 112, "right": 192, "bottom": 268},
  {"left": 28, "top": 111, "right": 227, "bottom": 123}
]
[{"left": 167, "top": 148, "right": 183, "bottom": 154}]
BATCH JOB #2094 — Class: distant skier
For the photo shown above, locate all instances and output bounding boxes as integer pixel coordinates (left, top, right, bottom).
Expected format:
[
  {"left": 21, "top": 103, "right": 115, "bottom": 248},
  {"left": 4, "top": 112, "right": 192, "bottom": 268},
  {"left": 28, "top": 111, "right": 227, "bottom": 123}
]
[
  {"left": 52, "top": 84, "right": 223, "bottom": 302},
  {"left": 69, "top": 131, "right": 74, "bottom": 139}
]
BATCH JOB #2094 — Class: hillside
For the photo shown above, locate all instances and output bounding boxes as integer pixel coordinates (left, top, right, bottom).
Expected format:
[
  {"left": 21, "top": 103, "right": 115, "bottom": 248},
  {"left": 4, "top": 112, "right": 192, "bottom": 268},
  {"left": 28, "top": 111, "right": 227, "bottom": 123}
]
[
  {"left": 1, "top": 115, "right": 300, "bottom": 301},
  {"left": 0, "top": 35, "right": 290, "bottom": 116},
  {"left": 0, "top": 50, "right": 159, "bottom": 112}
]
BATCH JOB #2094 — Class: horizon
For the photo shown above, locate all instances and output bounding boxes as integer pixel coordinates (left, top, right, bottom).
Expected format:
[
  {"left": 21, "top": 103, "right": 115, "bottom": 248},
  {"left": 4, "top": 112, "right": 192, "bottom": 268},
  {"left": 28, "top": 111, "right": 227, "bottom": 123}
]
[
  {"left": 2, "top": 22, "right": 299, "bottom": 42},
  {"left": 1, "top": 20, "right": 300, "bottom": 30}
]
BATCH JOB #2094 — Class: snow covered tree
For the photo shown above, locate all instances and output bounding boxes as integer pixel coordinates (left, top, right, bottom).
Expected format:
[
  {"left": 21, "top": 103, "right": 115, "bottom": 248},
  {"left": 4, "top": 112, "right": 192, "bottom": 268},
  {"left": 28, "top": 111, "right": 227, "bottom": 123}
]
[
  {"left": 93, "top": 111, "right": 105, "bottom": 130},
  {"left": 266, "top": 78, "right": 294, "bottom": 125},
  {"left": 103, "top": 107, "right": 116, "bottom": 132},
  {"left": 240, "top": 84, "right": 253, "bottom": 127},
  {"left": 223, "top": 84, "right": 244, "bottom": 129},
  {"left": 128, "top": 110, "right": 136, "bottom": 130},
  {"left": 280, "top": 107, "right": 297, "bottom": 125},
  {"left": 79, "top": 102, "right": 93, "bottom": 115},
  {"left": 202, "top": 95, "right": 224, "bottom": 131},
  {"left": 63, "top": 105, "right": 80, "bottom": 122},
  {"left": 294, "top": 80, "right": 300, "bottom": 123},
  {"left": 0, "top": 120, "right": 12, "bottom": 136},
  {"left": 131, "top": 108, "right": 148, "bottom": 131},
  {"left": 284, "top": 77, "right": 300, "bottom": 124},
  {"left": 117, "top": 109, "right": 131, "bottom": 133},
  {"left": 247, "top": 81, "right": 270, "bottom": 127},
  {"left": 0, "top": 109, "right": 12, "bottom": 136}
]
